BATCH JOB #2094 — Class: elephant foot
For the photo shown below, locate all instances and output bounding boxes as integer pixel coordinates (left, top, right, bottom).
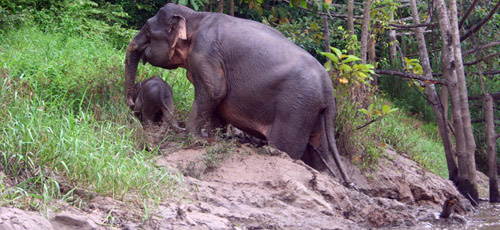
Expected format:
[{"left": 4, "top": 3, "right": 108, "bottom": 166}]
[{"left": 187, "top": 131, "right": 215, "bottom": 146}]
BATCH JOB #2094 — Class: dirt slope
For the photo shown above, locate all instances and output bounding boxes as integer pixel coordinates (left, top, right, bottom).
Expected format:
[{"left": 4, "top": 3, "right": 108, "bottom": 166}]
[
  {"left": 0, "top": 127, "right": 473, "bottom": 229},
  {"left": 149, "top": 143, "right": 471, "bottom": 230}
]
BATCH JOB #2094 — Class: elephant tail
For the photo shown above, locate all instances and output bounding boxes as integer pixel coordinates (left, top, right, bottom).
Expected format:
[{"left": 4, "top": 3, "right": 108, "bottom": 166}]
[{"left": 324, "top": 103, "right": 352, "bottom": 187}]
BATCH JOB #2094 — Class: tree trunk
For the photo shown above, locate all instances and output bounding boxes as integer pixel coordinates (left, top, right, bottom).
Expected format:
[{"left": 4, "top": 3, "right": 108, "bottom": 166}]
[
  {"left": 435, "top": 0, "right": 473, "bottom": 204},
  {"left": 347, "top": 0, "right": 355, "bottom": 55},
  {"left": 389, "top": 11, "right": 398, "bottom": 64},
  {"left": 484, "top": 93, "right": 500, "bottom": 202},
  {"left": 409, "top": 0, "right": 458, "bottom": 184},
  {"left": 229, "top": 0, "right": 234, "bottom": 16},
  {"left": 360, "top": 0, "right": 371, "bottom": 64},
  {"left": 323, "top": 16, "right": 330, "bottom": 52},
  {"left": 449, "top": 0, "right": 479, "bottom": 204},
  {"left": 218, "top": 0, "right": 224, "bottom": 13}
]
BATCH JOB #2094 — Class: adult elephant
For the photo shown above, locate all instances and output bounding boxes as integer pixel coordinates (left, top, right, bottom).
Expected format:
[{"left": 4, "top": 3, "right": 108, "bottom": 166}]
[{"left": 125, "top": 3, "right": 352, "bottom": 186}]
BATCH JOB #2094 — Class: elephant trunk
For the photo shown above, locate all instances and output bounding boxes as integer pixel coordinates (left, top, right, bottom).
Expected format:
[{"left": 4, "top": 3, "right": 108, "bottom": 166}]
[
  {"left": 124, "top": 28, "right": 148, "bottom": 107},
  {"left": 125, "top": 43, "right": 141, "bottom": 107}
]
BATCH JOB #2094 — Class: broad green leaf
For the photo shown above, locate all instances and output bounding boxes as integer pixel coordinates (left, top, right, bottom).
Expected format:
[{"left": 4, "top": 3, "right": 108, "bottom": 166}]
[
  {"left": 300, "top": 0, "right": 308, "bottom": 8},
  {"left": 330, "top": 46, "right": 342, "bottom": 58},
  {"left": 190, "top": 0, "right": 199, "bottom": 10},
  {"left": 359, "top": 108, "right": 369, "bottom": 115},
  {"left": 339, "top": 64, "right": 352, "bottom": 72},
  {"left": 389, "top": 108, "right": 399, "bottom": 113},
  {"left": 382, "top": 104, "right": 390, "bottom": 114},
  {"left": 324, "top": 60, "right": 332, "bottom": 71},
  {"left": 342, "top": 55, "right": 361, "bottom": 64},
  {"left": 178, "top": 0, "right": 188, "bottom": 5},
  {"left": 320, "top": 52, "right": 339, "bottom": 64}
]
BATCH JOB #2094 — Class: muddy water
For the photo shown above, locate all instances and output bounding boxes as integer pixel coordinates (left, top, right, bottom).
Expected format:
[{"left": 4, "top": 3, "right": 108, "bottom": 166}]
[
  {"left": 464, "top": 202, "right": 500, "bottom": 230},
  {"left": 422, "top": 202, "right": 500, "bottom": 230}
]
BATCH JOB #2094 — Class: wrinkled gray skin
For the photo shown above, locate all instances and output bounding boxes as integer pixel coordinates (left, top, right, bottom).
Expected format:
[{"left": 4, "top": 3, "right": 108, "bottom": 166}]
[
  {"left": 132, "top": 76, "right": 182, "bottom": 132},
  {"left": 125, "top": 3, "right": 352, "bottom": 186}
]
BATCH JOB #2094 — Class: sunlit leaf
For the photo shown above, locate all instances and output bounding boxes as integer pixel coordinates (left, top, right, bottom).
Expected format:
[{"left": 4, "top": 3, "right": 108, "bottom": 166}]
[
  {"left": 320, "top": 52, "right": 339, "bottom": 64},
  {"left": 330, "top": 46, "right": 342, "bottom": 58},
  {"left": 382, "top": 105, "right": 390, "bottom": 114},
  {"left": 342, "top": 55, "right": 361, "bottom": 64},
  {"left": 324, "top": 60, "right": 332, "bottom": 71},
  {"left": 359, "top": 108, "right": 369, "bottom": 115}
]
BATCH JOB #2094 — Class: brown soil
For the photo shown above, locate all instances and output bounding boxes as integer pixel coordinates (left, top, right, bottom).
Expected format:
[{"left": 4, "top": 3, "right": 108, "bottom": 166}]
[{"left": 0, "top": 124, "right": 476, "bottom": 230}]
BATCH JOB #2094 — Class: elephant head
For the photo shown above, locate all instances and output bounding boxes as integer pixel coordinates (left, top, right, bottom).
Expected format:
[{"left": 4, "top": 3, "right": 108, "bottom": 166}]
[{"left": 125, "top": 4, "right": 189, "bottom": 107}]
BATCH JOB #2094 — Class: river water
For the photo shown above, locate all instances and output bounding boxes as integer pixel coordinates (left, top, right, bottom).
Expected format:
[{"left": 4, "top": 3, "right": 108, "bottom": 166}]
[
  {"left": 464, "top": 202, "right": 500, "bottom": 230},
  {"left": 421, "top": 202, "right": 500, "bottom": 230}
]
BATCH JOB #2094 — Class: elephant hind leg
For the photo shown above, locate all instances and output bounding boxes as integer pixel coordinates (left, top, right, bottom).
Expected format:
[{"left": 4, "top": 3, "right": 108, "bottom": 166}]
[
  {"left": 303, "top": 114, "right": 342, "bottom": 179},
  {"left": 266, "top": 116, "right": 315, "bottom": 160}
]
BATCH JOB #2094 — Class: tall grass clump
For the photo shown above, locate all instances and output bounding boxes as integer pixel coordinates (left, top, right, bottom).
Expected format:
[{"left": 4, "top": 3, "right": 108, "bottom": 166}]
[{"left": 0, "top": 27, "right": 191, "bottom": 210}]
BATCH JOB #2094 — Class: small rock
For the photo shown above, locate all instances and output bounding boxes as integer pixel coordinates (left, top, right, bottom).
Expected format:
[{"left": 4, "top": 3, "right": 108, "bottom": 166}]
[
  {"left": 50, "top": 211, "right": 99, "bottom": 230},
  {"left": 0, "top": 208, "right": 54, "bottom": 230}
]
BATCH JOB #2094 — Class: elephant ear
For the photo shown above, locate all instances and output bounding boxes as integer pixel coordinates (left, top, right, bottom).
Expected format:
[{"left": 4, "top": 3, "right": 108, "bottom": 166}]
[{"left": 169, "top": 15, "right": 187, "bottom": 49}]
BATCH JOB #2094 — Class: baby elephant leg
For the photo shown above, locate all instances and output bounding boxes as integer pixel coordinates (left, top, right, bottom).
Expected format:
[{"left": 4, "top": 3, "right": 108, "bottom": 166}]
[{"left": 161, "top": 107, "right": 184, "bottom": 133}]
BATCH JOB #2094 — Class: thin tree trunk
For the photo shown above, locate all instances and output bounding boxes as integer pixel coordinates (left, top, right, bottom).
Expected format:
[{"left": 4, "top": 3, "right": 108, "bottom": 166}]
[
  {"left": 389, "top": 11, "right": 398, "bottom": 64},
  {"left": 473, "top": 34, "right": 500, "bottom": 203},
  {"left": 485, "top": 94, "right": 500, "bottom": 202},
  {"left": 360, "top": 0, "right": 371, "bottom": 63},
  {"left": 435, "top": 0, "right": 472, "bottom": 203},
  {"left": 409, "top": 0, "right": 458, "bottom": 184},
  {"left": 449, "top": 0, "right": 479, "bottom": 204},
  {"left": 347, "top": 0, "right": 355, "bottom": 55},
  {"left": 229, "top": 0, "right": 234, "bottom": 16},
  {"left": 218, "top": 0, "right": 224, "bottom": 13},
  {"left": 368, "top": 34, "right": 376, "bottom": 65},
  {"left": 323, "top": 16, "right": 330, "bottom": 52}
]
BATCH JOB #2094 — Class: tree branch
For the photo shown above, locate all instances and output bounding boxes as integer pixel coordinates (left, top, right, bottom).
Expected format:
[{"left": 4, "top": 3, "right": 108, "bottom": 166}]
[
  {"left": 464, "top": 52, "right": 500, "bottom": 66},
  {"left": 459, "top": 0, "right": 480, "bottom": 28},
  {"left": 460, "top": 0, "right": 500, "bottom": 42},
  {"left": 374, "top": 70, "right": 446, "bottom": 84},
  {"left": 389, "top": 22, "right": 438, "bottom": 29},
  {"left": 468, "top": 92, "right": 500, "bottom": 101},
  {"left": 433, "top": 70, "right": 500, "bottom": 77},
  {"left": 463, "top": 40, "right": 500, "bottom": 57}
]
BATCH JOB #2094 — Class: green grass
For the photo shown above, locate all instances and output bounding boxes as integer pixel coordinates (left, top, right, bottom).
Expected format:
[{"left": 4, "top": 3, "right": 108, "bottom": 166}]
[
  {"left": 335, "top": 92, "right": 448, "bottom": 178},
  {"left": 372, "top": 108, "right": 448, "bottom": 178},
  {"left": 0, "top": 27, "right": 193, "bottom": 210}
]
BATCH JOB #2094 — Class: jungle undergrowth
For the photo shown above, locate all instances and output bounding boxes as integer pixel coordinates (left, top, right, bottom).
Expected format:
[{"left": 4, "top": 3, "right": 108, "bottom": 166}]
[{"left": 0, "top": 27, "right": 193, "bottom": 214}]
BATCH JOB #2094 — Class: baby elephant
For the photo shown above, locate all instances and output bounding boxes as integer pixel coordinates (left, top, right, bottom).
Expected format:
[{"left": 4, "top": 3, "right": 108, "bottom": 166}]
[{"left": 132, "top": 76, "right": 183, "bottom": 132}]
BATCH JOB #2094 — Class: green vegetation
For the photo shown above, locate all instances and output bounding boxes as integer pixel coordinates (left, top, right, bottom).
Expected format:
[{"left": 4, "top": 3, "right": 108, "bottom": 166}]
[{"left": 0, "top": 27, "right": 192, "bottom": 212}]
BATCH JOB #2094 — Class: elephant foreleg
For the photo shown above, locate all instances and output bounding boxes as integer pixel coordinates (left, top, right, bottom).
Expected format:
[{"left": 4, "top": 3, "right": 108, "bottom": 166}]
[{"left": 186, "top": 59, "right": 227, "bottom": 139}]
